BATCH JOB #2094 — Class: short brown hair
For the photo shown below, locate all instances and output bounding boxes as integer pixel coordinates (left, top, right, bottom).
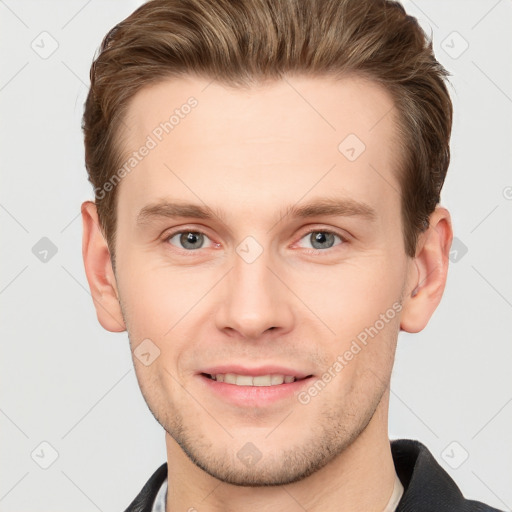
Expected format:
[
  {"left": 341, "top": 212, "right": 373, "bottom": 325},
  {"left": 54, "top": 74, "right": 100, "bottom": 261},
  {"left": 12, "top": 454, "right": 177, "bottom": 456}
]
[{"left": 83, "top": 0, "right": 452, "bottom": 266}]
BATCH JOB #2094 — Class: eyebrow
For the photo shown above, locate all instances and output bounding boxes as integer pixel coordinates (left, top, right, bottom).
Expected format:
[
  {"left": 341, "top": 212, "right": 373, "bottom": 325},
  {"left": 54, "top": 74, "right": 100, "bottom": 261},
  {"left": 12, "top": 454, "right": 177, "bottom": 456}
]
[{"left": 136, "top": 197, "right": 377, "bottom": 226}]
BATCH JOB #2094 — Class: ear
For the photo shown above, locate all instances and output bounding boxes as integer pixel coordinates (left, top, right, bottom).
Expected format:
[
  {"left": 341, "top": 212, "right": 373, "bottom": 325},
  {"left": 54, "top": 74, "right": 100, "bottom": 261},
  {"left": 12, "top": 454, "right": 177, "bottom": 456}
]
[
  {"left": 81, "top": 201, "right": 126, "bottom": 332},
  {"left": 400, "top": 206, "right": 453, "bottom": 333}
]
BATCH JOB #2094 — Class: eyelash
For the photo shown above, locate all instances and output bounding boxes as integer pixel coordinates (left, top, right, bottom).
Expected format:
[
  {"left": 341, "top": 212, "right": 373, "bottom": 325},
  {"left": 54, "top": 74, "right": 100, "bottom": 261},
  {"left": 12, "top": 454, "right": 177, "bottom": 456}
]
[{"left": 162, "top": 227, "right": 348, "bottom": 255}]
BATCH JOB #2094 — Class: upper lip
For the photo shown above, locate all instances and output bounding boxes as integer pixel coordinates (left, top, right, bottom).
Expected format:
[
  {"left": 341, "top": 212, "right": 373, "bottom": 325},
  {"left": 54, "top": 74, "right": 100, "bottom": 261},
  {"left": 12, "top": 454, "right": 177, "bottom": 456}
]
[{"left": 198, "top": 365, "right": 313, "bottom": 380}]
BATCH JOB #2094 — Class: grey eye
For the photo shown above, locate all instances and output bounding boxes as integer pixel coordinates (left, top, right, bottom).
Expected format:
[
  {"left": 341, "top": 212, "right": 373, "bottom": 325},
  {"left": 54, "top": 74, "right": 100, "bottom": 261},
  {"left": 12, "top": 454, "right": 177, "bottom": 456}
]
[
  {"left": 168, "top": 231, "right": 209, "bottom": 250},
  {"left": 298, "top": 231, "right": 342, "bottom": 250}
]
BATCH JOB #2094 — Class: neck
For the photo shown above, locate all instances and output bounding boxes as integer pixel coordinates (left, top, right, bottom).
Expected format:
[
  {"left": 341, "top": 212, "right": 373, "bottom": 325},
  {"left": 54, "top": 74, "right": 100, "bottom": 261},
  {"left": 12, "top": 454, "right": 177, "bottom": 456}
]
[{"left": 165, "top": 390, "right": 396, "bottom": 512}]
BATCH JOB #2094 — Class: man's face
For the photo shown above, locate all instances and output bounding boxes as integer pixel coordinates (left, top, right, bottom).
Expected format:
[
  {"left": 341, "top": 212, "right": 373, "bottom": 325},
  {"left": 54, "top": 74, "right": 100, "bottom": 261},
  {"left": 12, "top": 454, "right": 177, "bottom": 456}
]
[{"left": 112, "top": 74, "right": 415, "bottom": 485}]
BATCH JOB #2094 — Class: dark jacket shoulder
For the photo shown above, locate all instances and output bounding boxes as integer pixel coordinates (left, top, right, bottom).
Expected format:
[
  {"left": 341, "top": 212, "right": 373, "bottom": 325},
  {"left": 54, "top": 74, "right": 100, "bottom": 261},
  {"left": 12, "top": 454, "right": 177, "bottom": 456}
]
[
  {"left": 392, "top": 438, "right": 503, "bottom": 512},
  {"left": 123, "top": 462, "right": 167, "bottom": 512}
]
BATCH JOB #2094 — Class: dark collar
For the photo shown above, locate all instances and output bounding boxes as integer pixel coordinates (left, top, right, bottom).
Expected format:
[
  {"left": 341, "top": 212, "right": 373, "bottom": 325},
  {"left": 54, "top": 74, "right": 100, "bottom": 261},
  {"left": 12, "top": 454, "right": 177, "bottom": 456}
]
[
  {"left": 392, "top": 438, "right": 502, "bottom": 511},
  {"left": 123, "top": 439, "right": 502, "bottom": 512}
]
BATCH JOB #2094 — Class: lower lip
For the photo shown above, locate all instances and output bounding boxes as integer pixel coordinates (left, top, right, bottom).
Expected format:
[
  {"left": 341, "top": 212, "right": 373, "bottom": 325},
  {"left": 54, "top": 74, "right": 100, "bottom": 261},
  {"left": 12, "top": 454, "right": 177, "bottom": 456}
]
[{"left": 197, "top": 374, "right": 313, "bottom": 407}]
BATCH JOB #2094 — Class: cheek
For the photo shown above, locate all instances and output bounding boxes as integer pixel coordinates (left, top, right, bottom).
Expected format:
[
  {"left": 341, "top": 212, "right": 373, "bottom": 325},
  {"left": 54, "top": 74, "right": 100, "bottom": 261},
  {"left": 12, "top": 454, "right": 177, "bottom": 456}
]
[
  {"left": 294, "top": 254, "right": 403, "bottom": 332},
  {"left": 118, "top": 254, "right": 204, "bottom": 333},
  {"left": 117, "top": 256, "right": 210, "bottom": 380}
]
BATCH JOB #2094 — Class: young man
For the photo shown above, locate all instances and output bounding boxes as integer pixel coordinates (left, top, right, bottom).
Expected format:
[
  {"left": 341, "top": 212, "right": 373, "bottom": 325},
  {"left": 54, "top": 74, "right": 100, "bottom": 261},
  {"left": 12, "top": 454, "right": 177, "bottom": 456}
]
[{"left": 80, "top": 0, "right": 502, "bottom": 510}]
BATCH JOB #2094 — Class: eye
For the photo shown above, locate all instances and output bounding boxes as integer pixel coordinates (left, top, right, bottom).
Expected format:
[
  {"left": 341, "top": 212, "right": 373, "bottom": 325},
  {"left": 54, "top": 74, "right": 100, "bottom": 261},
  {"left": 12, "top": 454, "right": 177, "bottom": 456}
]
[
  {"left": 165, "top": 230, "right": 214, "bottom": 251},
  {"left": 297, "top": 229, "right": 346, "bottom": 251}
]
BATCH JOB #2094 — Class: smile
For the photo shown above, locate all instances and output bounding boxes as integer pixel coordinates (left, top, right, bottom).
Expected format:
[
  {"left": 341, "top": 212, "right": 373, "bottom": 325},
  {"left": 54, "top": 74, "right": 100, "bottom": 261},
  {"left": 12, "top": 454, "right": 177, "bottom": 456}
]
[{"left": 203, "top": 373, "right": 311, "bottom": 386}]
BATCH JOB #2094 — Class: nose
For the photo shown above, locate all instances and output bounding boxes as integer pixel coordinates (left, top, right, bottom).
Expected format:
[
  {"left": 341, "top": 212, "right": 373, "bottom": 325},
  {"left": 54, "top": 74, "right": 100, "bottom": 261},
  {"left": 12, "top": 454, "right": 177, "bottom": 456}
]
[{"left": 215, "top": 241, "right": 295, "bottom": 340}]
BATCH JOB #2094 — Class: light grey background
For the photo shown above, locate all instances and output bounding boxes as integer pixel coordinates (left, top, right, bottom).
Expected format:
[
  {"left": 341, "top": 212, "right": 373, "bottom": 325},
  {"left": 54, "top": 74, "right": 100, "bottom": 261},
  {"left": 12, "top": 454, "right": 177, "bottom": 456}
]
[{"left": 1, "top": 0, "right": 511, "bottom": 510}]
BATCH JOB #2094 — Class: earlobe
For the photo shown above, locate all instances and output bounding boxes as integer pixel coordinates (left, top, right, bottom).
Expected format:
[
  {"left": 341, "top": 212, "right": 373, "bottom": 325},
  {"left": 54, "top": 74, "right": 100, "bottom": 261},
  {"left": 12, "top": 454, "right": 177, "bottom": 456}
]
[
  {"left": 81, "top": 201, "right": 126, "bottom": 333},
  {"left": 400, "top": 206, "right": 453, "bottom": 333}
]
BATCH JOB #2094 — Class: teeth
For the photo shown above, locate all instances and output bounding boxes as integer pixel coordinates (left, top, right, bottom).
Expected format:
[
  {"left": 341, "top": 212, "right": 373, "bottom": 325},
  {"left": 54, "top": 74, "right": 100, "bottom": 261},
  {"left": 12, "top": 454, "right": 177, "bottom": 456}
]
[
  {"left": 271, "top": 375, "right": 284, "bottom": 385},
  {"left": 210, "top": 373, "right": 297, "bottom": 386}
]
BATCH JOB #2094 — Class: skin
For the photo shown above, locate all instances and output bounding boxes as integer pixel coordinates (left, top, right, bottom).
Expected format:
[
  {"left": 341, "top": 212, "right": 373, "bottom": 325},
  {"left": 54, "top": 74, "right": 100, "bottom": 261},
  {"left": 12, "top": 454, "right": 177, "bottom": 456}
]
[{"left": 82, "top": 74, "right": 452, "bottom": 511}]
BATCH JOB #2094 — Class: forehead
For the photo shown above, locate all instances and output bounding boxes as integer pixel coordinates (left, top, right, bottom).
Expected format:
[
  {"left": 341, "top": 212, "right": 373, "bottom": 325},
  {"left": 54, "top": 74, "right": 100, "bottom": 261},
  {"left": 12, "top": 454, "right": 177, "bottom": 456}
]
[{"left": 117, "top": 74, "right": 401, "bottom": 229}]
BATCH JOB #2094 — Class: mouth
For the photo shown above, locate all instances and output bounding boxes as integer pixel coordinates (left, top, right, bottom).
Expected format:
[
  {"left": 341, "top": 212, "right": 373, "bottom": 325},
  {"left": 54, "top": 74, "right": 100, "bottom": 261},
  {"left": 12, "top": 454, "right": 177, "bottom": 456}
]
[
  {"left": 196, "top": 367, "right": 315, "bottom": 407},
  {"left": 201, "top": 372, "right": 313, "bottom": 386}
]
